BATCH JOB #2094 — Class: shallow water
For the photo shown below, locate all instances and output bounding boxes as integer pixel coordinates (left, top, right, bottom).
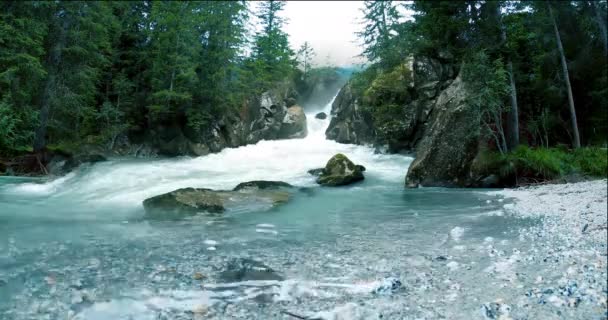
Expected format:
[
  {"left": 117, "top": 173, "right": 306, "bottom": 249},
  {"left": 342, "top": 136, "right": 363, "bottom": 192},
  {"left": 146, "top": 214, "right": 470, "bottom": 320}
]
[{"left": 0, "top": 96, "right": 603, "bottom": 320}]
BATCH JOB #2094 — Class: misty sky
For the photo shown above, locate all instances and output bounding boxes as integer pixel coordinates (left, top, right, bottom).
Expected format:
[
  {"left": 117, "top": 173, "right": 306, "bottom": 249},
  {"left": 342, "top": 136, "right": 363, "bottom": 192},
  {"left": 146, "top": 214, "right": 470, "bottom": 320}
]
[{"left": 282, "top": 1, "right": 366, "bottom": 67}]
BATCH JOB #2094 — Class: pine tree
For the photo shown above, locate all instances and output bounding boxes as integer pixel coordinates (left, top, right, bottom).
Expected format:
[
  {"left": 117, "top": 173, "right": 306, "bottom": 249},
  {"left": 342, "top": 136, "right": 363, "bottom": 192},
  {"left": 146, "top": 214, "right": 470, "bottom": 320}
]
[
  {"left": 251, "top": 0, "right": 295, "bottom": 88},
  {"left": 357, "top": 0, "right": 401, "bottom": 67},
  {"left": 146, "top": 1, "right": 198, "bottom": 124},
  {"left": 33, "top": 1, "right": 113, "bottom": 153},
  {"left": 0, "top": 1, "right": 47, "bottom": 151},
  {"left": 297, "top": 41, "right": 315, "bottom": 80}
]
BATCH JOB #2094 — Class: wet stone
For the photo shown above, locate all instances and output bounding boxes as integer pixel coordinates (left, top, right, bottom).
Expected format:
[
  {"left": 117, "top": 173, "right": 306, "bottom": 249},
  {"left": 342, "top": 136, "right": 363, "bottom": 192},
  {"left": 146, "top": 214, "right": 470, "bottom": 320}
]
[{"left": 219, "top": 258, "right": 283, "bottom": 282}]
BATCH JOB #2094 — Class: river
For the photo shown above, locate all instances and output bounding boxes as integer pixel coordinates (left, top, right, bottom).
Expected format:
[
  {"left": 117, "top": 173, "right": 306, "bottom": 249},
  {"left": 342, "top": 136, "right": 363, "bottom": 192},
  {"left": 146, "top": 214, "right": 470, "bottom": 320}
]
[{"left": 1, "top": 95, "right": 596, "bottom": 320}]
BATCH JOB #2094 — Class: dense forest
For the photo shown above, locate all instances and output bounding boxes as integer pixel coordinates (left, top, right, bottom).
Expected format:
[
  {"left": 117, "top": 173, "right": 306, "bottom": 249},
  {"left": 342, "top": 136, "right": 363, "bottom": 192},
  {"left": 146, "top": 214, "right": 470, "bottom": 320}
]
[
  {"left": 0, "top": 0, "right": 606, "bottom": 181},
  {"left": 349, "top": 0, "right": 607, "bottom": 182},
  {"left": 0, "top": 0, "right": 335, "bottom": 159}
]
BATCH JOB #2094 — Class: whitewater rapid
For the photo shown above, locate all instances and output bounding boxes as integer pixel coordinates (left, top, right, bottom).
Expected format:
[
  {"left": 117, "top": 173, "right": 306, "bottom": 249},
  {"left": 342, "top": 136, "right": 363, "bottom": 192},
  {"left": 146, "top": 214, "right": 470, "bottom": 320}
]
[{"left": 4, "top": 95, "right": 413, "bottom": 208}]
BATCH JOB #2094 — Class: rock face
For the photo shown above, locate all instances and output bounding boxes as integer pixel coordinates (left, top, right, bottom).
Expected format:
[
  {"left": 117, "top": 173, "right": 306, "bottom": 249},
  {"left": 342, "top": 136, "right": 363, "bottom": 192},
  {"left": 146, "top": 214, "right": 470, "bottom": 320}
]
[
  {"left": 142, "top": 181, "right": 294, "bottom": 220},
  {"left": 278, "top": 105, "right": 307, "bottom": 139},
  {"left": 315, "top": 112, "right": 327, "bottom": 120},
  {"left": 245, "top": 90, "right": 309, "bottom": 143},
  {"left": 326, "top": 52, "right": 484, "bottom": 187},
  {"left": 405, "top": 75, "right": 479, "bottom": 187},
  {"left": 316, "top": 154, "right": 365, "bottom": 186},
  {"left": 325, "top": 84, "right": 375, "bottom": 145}
]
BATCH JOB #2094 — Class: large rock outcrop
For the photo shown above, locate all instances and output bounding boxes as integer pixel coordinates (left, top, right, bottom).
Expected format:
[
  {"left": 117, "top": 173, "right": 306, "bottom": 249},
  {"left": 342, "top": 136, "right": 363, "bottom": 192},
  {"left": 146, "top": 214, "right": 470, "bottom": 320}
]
[
  {"left": 325, "top": 84, "right": 375, "bottom": 145},
  {"left": 326, "top": 52, "right": 485, "bottom": 187},
  {"left": 278, "top": 105, "right": 307, "bottom": 139},
  {"left": 326, "top": 55, "right": 456, "bottom": 152},
  {"left": 405, "top": 75, "right": 479, "bottom": 187}
]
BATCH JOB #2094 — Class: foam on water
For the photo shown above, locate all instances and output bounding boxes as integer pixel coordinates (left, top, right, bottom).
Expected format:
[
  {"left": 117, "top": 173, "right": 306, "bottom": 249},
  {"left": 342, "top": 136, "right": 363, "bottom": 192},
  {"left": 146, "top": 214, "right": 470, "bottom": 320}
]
[{"left": 3, "top": 94, "right": 412, "bottom": 209}]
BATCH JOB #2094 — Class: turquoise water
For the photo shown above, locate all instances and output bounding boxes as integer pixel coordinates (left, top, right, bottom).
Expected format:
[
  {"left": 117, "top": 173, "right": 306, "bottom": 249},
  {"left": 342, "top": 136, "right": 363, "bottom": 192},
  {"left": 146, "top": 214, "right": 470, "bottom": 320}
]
[{"left": 0, "top": 97, "right": 574, "bottom": 320}]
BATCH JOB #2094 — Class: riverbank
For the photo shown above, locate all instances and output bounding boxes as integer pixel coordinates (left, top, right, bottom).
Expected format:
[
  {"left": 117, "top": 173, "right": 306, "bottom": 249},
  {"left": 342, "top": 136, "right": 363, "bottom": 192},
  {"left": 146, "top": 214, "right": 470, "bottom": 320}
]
[{"left": 485, "top": 179, "right": 607, "bottom": 319}]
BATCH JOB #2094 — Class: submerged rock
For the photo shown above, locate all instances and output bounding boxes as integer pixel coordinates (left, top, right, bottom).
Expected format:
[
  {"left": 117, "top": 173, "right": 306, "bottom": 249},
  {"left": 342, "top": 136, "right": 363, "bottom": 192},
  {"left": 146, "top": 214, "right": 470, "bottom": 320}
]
[
  {"left": 315, "top": 112, "right": 327, "bottom": 119},
  {"left": 219, "top": 258, "right": 283, "bottom": 282},
  {"left": 143, "top": 181, "right": 294, "bottom": 219},
  {"left": 316, "top": 154, "right": 365, "bottom": 186}
]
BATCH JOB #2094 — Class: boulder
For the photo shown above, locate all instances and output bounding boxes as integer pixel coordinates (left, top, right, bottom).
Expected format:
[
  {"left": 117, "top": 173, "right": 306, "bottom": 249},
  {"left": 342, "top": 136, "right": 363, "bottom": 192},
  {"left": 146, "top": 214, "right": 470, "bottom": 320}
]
[
  {"left": 325, "top": 84, "right": 375, "bottom": 145},
  {"left": 142, "top": 181, "right": 294, "bottom": 220},
  {"left": 316, "top": 154, "right": 365, "bottom": 186},
  {"left": 143, "top": 188, "right": 225, "bottom": 219},
  {"left": 278, "top": 105, "right": 307, "bottom": 139},
  {"left": 405, "top": 75, "right": 479, "bottom": 187},
  {"left": 315, "top": 112, "right": 327, "bottom": 120}
]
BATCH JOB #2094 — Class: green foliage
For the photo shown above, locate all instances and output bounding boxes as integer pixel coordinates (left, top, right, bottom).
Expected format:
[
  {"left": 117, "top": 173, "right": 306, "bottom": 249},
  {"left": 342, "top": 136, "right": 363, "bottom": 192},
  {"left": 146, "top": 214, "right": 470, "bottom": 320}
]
[
  {"left": 363, "top": 63, "right": 412, "bottom": 106},
  {"left": 568, "top": 147, "right": 608, "bottom": 177},
  {"left": 0, "top": 0, "right": 297, "bottom": 154},
  {"left": 478, "top": 146, "right": 607, "bottom": 183},
  {"left": 357, "top": 1, "right": 402, "bottom": 67},
  {"left": 250, "top": 0, "right": 295, "bottom": 90},
  {"left": 0, "top": 97, "right": 37, "bottom": 151}
]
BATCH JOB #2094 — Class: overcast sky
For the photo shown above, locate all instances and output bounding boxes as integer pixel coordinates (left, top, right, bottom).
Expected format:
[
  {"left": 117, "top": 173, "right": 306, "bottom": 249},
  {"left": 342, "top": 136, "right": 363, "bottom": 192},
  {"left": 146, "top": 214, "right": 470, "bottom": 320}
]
[{"left": 281, "top": 1, "right": 366, "bottom": 67}]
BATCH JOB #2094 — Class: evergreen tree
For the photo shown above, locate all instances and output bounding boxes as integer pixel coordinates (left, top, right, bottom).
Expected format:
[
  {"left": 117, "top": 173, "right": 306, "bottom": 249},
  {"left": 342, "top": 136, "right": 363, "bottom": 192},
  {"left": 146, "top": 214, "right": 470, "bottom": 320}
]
[
  {"left": 33, "top": 1, "right": 112, "bottom": 153},
  {"left": 146, "top": 1, "right": 198, "bottom": 125},
  {"left": 0, "top": 1, "right": 47, "bottom": 151},
  {"left": 297, "top": 41, "right": 315, "bottom": 80},
  {"left": 251, "top": 0, "right": 295, "bottom": 88},
  {"left": 357, "top": 0, "right": 401, "bottom": 67}
]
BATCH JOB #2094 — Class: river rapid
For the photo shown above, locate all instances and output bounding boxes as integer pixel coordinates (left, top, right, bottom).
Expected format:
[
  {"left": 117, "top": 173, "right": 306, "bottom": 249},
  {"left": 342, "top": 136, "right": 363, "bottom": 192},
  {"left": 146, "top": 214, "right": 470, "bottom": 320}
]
[{"left": 0, "top": 95, "right": 605, "bottom": 320}]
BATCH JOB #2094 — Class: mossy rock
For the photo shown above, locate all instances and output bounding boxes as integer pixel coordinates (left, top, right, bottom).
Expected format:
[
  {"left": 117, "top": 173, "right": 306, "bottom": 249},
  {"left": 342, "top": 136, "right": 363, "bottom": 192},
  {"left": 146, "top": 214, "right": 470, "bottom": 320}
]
[
  {"left": 143, "top": 188, "right": 225, "bottom": 220},
  {"left": 143, "top": 181, "right": 295, "bottom": 220},
  {"left": 316, "top": 153, "right": 365, "bottom": 186}
]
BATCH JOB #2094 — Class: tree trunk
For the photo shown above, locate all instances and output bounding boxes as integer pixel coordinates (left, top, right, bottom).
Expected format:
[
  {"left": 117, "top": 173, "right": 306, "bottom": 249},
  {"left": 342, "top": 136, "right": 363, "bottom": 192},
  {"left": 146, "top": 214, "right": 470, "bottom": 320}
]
[
  {"left": 591, "top": 1, "right": 608, "bottom": 56},
  {"left": 33, "top": 14, "right": 68, "bottom": 153},
  {"left": 548, "top": 3, "right": 581, "bottom": 148},
  {"left": 505, "top": 60, "right": 520, "bottom": 149},
  {"left": 499, "top": 5, "right": 520, "bottom": 151}
]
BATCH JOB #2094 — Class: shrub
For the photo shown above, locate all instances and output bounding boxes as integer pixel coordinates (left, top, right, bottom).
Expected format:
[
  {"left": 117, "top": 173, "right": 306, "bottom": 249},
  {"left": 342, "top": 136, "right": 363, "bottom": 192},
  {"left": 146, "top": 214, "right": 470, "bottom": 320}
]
[
  {"left": 568, "top": 147, "right": 608, "bottom": 177},
  {"left": 477, "top": 146, "right": 607, "bottom": 184}
]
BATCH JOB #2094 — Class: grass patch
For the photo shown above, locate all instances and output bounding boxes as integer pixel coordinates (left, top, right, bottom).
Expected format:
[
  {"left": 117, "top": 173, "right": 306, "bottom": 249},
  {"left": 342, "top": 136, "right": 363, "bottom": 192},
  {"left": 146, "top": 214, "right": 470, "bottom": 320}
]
[{"left": 477, "top": 145, "right": 607, "bottom": 184}]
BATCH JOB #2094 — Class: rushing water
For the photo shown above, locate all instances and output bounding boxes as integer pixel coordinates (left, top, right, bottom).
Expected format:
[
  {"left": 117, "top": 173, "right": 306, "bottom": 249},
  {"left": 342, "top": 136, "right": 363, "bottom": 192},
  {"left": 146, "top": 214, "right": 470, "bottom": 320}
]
[{"left": 0, "top": 96, "right": 601, "bottom": 320}]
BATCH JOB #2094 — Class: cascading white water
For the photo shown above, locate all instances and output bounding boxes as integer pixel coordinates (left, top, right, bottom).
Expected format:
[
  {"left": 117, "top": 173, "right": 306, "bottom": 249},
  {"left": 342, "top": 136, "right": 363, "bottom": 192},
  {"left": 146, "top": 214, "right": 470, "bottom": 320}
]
[
  {"left": 2, "top": 92, "right": 586, "bottom": 320},
  {"left": 6, "top": 93, "right": 413, "bottom": 208}
]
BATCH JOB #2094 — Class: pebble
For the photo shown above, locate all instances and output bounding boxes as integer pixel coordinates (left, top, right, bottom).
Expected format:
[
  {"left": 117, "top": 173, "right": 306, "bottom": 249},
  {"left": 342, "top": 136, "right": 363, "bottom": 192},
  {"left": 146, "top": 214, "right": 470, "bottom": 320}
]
[{"left": 372, "top": 277, "right": 403, "bottom": 295}]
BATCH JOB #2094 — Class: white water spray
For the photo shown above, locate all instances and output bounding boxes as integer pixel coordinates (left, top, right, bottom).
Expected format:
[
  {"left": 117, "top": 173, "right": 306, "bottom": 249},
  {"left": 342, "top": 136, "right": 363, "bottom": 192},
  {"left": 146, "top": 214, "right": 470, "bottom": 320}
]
[{"left": 6, "top": 93, "right": 413, "bottom": 208}]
